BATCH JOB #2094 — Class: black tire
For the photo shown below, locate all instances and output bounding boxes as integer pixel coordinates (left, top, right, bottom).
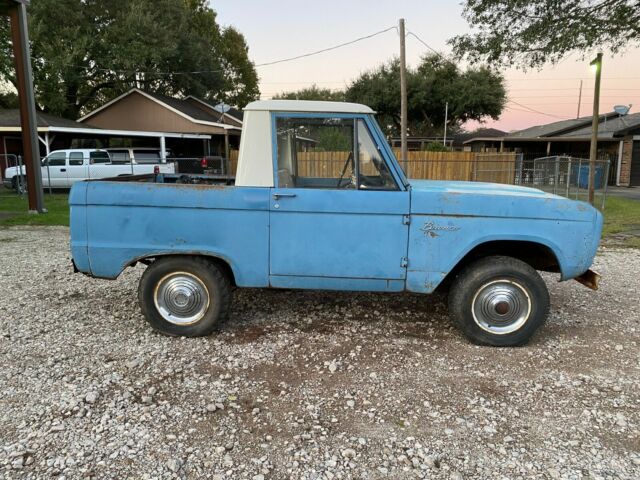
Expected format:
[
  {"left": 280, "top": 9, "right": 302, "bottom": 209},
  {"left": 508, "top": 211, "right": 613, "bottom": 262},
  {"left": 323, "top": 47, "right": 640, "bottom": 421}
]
[
  {"left": 448, "top": 256, "right": 550, "bottom": 347},
  {"left": 138, "top": 256, "right": 231, "bottom": 337}
]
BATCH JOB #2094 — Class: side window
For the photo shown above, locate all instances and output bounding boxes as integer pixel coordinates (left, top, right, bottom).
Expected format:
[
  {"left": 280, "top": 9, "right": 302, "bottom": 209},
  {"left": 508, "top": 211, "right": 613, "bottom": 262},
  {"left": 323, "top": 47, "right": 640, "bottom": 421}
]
[
  {"left": 275, "top": 117, "right": 355, "bottom": 189},
  {"left": 44, "top": 152, "right": 66, "bottom": 166},
  {"left": 90, "top": 151, "right": 111, "bottom": 164},
  {"left": 356, "top": 120, "right": 398, "bottom": 190},
  {"left": 133, "top": 150, "right": 161, "bottom": 164},
  {"left": 69, "top": 152, "right": 84, "bottom": 166},
  {"left": 275, "top": 116, "right": 398, "bottom": 190},
  {"left": 110, "top": 151, "right": 130, "bottom": 164}
]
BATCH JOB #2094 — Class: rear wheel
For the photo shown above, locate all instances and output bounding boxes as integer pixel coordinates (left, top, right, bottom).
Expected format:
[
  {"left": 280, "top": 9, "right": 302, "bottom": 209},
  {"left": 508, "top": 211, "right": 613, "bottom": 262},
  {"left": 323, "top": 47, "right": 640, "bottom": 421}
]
[
  {"left": 448, "top": 256, "right": 549, "bottom": 346},
  {"left": 138, "top": 256, "right": 231, "bottom": 337}
]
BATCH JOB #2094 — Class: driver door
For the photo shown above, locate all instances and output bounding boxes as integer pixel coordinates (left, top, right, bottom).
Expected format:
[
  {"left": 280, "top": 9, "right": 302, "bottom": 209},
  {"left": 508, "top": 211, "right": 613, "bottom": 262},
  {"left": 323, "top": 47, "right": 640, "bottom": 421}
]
[
  {"left": 269, "top": 115, "right": 410, "bottom": 289},
  {"left": 41, "top": 151, "right": 67, "bottom": 188}
]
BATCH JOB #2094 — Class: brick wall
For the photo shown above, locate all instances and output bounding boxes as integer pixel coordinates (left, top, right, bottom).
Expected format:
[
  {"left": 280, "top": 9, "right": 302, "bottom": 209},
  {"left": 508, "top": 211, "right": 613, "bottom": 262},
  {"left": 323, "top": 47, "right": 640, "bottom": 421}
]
[{"left": 619, "top": 136, "right": 633, "bottom": 186}]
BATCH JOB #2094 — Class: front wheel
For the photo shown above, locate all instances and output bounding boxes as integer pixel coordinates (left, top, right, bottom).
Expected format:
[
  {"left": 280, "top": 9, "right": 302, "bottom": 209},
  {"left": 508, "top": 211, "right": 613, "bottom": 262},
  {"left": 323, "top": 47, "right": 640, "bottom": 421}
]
[
  {"left": 448, "top": 256, "right": 550, "bottom": 347},
  {"left": 138, "top": 256, "right": 231, "bottom": 337}
]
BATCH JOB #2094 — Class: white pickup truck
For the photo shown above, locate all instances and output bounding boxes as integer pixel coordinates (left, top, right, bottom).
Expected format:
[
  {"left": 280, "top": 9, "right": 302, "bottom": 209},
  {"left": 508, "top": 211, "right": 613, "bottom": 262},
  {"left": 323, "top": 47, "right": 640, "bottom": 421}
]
[{"left": 3, "top": 149, "right": 175, "bottom": 190}]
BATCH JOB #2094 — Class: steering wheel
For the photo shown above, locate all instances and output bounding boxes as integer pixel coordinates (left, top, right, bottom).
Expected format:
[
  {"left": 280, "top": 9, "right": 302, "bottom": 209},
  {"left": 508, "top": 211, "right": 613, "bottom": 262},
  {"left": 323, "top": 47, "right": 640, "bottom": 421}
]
[{"left": 336, "top": 152, "right": 354, "bottom": 188}]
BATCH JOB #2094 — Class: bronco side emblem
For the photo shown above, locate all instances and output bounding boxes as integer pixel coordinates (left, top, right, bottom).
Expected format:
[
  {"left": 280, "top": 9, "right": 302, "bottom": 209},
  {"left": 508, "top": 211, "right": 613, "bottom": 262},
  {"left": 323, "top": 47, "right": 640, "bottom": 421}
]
[{"left": 421, "top": 221, "right": 460, "bottom": 237}]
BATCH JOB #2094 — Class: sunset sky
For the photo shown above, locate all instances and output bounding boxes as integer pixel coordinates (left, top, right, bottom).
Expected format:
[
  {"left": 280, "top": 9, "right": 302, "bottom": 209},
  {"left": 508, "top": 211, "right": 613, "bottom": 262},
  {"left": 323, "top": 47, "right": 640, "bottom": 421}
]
[{"left": 212, "top": 0, "right": 640, "bottom": 133}]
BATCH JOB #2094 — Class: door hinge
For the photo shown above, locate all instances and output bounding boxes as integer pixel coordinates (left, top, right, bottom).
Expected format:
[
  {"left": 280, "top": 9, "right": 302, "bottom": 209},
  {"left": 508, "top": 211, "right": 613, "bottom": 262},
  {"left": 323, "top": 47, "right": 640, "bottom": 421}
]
[
  {"left": 401, "top": 257, "right": 408, "bottom": 268},
  {"left": 402, "top": 215, "right": 411, "bottom": 225}
]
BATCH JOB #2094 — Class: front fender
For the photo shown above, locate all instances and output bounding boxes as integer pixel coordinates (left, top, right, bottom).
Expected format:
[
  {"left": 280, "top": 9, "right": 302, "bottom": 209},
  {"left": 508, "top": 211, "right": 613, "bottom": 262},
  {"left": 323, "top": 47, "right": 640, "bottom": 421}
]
[{"left": 406, "top": 214, "right": 595, "bottom": 293}]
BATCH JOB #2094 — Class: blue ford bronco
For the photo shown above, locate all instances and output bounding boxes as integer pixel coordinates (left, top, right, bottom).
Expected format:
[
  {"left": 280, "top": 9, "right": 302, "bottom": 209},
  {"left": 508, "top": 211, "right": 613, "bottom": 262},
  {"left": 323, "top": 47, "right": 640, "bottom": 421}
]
[{"left": 69, "top": 100, "right": 603, "bottom": 346}]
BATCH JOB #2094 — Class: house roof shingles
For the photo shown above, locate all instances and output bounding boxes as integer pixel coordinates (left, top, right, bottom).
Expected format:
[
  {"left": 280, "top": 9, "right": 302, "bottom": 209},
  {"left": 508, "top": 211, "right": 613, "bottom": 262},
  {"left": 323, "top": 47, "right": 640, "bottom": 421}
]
[
  {"left": 559, "top": 112, "right": 640, "bottom": 138},
  {"left": 505, "top": 112, "right": 640, "bottom": 140},
  {"left": 0, "top": 109, "right": 81, "bottom": 129}
]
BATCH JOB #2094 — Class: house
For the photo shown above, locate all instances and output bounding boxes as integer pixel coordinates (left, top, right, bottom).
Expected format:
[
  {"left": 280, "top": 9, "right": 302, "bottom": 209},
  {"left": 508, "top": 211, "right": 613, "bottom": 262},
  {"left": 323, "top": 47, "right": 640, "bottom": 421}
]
[
  {"left": 390, "top": 128, "right": 506, "bottom": 152},
  {"left": 464, "top": 112, "right": 640, "bottom": 186},
  {"left": 0, "top": 108, "right": 210, "bottom": 179},
  {"left": 78, "top": 89, "right": 243, "bottom": 158}
]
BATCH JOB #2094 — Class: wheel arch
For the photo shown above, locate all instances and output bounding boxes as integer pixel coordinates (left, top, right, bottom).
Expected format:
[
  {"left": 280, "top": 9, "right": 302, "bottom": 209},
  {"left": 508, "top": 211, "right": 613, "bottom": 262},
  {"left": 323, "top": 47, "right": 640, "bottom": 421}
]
[
  {"left": 127, "top": 252, "right": 237, "bottom": 287},
  {"left": 437, "top": 238, "right": 563, "bottom": 292}
]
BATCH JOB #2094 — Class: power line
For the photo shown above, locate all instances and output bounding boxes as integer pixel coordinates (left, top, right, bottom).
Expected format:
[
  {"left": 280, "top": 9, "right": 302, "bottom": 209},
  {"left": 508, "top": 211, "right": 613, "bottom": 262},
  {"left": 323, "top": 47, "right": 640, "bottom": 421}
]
[
  {"left": 31, "top": 25, "right": 398, "bottom": 76},
  {"left": 255, "top": 26, "right": 397, "bottom": 67},
  {"left": 504, "top": 106, "right": 570, "bottom": 119},
  {"left": 405, "top": 31, "right": 445, "bottom": 58},
  {"left": 507, "top": 77, "right": 640, "bottom": 82},
  {"left": 507, "top": 100, "right": 568, "bottom": 119}
]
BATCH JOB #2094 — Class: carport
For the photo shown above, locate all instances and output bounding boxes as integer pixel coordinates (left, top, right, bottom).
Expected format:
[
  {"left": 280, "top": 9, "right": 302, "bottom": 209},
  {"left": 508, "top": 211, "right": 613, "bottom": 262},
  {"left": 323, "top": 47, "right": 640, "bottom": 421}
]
[{"left": 0, "top": 109, "right": 212, "bottom": 178}]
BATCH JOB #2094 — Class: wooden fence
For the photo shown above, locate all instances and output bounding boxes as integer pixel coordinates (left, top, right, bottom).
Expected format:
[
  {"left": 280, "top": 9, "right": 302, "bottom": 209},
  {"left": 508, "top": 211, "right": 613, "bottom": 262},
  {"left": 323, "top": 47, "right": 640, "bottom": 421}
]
[{"left": 228, "top": 149, "right": 517, "bottom": 184}]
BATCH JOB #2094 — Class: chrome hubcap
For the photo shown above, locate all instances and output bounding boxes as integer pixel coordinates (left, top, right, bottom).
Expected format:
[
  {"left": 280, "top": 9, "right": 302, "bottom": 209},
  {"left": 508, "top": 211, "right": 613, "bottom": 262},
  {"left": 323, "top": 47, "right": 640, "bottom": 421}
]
[
  {"left": 472, "top": 280, "right": 531, "bottom": 335},
  {"left": 154, "top": 272, "right": 210, "bottom": 325}
]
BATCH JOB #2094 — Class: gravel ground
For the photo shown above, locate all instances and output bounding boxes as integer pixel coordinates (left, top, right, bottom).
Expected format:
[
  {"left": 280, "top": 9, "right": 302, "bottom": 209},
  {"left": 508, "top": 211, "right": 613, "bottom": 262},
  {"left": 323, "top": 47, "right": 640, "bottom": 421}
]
[{"left": 0, "top": 226, "right": 638, "bottom": 480}]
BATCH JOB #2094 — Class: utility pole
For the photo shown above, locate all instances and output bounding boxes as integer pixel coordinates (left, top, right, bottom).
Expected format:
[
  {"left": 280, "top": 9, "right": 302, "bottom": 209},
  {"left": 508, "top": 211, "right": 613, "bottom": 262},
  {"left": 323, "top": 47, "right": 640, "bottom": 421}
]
[
  {"left": 576, "top": 80, "right": 583, "bottom": 119},
  {"left": 6, "top": 0, "right": 45, "bottom": 213},
  {"left": 443, "top": 102, "right": 449, "bottom": 148},
  {"left": 399, "top": 18, "right": 408, "bottom": 173},
  {"left": 588, "top": 53, "right": 602, "bottom": 206}
]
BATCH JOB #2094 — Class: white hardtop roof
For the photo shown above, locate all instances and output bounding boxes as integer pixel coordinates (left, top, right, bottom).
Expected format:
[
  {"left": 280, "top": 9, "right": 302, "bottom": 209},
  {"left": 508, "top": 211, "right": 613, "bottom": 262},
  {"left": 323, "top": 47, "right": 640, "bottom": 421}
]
[{"left": 244, "top": 100, "right": 374, "bottom": 114}]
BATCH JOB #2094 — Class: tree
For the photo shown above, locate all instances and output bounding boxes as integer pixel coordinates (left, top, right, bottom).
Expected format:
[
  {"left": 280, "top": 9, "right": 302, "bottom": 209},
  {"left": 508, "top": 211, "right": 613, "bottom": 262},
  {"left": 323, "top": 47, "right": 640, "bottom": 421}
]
[
  {"left": 273, "top": 84, "right": 345, "bottom": 101},
  {"left": 450, "top": 0, "right": 640, "bottom": 68},
  {"left": 346, "top": 55, "right": 506, "bottom": 137},
  {"left": 0, "top": 0, "right": 259, "bottom": 118},
  {"left": 0, "top": 82, "right": 17, "bottom": 109}
]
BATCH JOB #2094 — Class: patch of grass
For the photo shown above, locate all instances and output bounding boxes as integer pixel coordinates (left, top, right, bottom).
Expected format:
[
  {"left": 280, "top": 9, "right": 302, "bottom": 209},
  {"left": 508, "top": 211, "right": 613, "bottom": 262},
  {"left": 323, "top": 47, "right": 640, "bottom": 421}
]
[
  {"left": 0, "top": 192, "right": 69, "bottom": 226},
  {"left": 602, "top": 196, "right": 640, "bottom": 235}
]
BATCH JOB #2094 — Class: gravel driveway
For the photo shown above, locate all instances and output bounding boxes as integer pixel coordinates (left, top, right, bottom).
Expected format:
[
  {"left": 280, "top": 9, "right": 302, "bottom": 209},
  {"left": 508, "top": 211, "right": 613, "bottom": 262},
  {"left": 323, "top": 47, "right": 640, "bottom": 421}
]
[{"left": 0, "top": 227, "right": 638, "bottom": 479}]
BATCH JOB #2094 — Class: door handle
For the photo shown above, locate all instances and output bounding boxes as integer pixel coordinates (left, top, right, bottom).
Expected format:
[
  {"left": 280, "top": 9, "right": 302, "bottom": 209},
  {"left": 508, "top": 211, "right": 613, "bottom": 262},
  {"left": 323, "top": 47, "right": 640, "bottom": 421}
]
[
  {"left": 272, "top": 193, "right": 296, "bottom": 200},
  {"left": 60, "top": 168, "right": 66, "bottom": 172}
]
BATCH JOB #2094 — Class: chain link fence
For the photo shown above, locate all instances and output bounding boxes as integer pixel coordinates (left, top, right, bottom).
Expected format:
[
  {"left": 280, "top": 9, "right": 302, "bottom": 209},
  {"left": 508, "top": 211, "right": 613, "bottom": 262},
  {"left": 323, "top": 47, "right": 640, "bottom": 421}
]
[{"left": 515, "top": 155, "right": 610, "bottom": 209}]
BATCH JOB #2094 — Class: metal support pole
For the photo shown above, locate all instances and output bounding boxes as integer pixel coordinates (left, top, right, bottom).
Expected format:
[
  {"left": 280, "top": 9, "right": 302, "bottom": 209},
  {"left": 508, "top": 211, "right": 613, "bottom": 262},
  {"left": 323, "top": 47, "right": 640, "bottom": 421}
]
[
  {"left": 17, "top": 154, "right": 23, "bottom": 195},
  {"left": 553, "top": 156, "right": 560, "bottom": 195},
  {"left": 44, "top": 132, "right": 51, "bottom": 194},
  {"left": 588, "top": 53, "right": 603, "bottom": 205},
  {"left": 577, "top": 158, "right": 582, "bottom": 200},
  {"left": 576, "top": 80, "right": 583, "bottom": 119},
  {"left": 160, "top": 135, "right": 166, "bottom": 162},
  {"left": 602, "top": 160, "right": 610, "bottom": 210},
  {"left": 9, "top": 2, "right": 45, "bottom": 213},
  {"left": 443, "top": 102, "right": 448, "bottom": 148},
  {"left": 566, "top": 158, "right": 571, "bottom": 199},
  {"left": 399, "top": 18, "right": 408, "bottom": 174}
]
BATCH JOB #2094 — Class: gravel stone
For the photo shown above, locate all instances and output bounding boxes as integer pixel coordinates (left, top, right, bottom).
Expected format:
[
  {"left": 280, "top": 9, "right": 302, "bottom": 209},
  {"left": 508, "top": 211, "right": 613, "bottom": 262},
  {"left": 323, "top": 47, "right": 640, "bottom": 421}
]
[{"left": 0, "top": 227, "right": 638, "bottom": 479}]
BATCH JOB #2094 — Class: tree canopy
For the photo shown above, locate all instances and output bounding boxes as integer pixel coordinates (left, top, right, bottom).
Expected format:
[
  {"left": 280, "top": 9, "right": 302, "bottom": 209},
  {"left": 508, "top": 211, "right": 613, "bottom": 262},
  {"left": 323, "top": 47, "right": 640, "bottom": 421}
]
[
  {"left": 0, "top": 0, "right": 259, "bottom": 118},
  {"left": 273, "top": 84, "right": 345, "bottom": 102},
  {"left": 273, "top": 56, "right": 506, "bottom": 137},
  {"left": 450, "top": 0, "right": 640, "bottom": 68},
  {"left": 346, "top": 55, "right": 506, "bottom": 137}
]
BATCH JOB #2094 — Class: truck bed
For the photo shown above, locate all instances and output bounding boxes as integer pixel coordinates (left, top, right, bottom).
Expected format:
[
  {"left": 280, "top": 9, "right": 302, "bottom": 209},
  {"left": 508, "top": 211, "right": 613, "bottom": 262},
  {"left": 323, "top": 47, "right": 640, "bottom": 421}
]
[{"left": 97, "top": 173, "right": 236, "bottom": 186}]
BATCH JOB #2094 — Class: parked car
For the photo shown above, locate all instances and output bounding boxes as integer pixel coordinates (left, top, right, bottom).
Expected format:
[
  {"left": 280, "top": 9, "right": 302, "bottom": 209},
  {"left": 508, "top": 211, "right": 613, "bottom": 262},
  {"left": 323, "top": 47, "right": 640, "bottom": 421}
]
[
  {"left": 3, "top": 149, "right": 175, "bottom": 190},
  {"left": 69, "top": 100, "right": 603, "bottom": 346}
]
